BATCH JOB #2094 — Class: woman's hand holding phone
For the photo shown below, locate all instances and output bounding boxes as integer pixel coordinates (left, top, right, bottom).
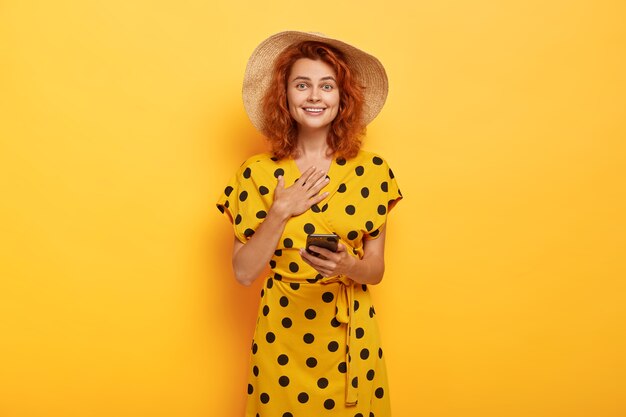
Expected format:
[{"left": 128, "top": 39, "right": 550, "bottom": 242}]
[{"left": 300, "top": 233, "right": 356, "bottom": 278}]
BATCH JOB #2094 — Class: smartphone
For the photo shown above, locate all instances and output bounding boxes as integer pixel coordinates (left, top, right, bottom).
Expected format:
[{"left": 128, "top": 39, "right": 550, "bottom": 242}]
[{"left": 306, "top": 233, "right": 339, "bottom": 258}]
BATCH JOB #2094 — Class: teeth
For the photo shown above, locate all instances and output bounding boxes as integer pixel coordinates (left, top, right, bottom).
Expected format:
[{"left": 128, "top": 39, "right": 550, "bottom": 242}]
[{"left": 304, "top": 108, "right": 324, "bottom": 113}]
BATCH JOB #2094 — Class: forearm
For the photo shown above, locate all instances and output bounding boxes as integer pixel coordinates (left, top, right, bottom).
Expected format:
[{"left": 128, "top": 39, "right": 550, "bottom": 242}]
[
  {"left": 345, "top": 252, "right": 385, "bottom": 285},
  {"left": 232, "top": 207, "right": 290, "bottom": 286}
]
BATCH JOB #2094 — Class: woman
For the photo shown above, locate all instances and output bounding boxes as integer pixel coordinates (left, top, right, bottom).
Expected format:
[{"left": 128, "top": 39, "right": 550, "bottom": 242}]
[{"left": 217, "top": 31, "right": 402, "bottom": 417}]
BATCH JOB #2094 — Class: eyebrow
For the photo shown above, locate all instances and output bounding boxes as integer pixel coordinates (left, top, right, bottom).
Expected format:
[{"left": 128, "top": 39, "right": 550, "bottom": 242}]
[{"left": 291, "top": 76, "right": 337, "bottom": 82}]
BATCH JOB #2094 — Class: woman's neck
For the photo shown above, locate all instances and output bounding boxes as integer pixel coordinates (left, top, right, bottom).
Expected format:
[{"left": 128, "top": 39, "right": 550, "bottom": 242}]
[{"left": 296, "top": 127, "right": 332, "bottom": 159}]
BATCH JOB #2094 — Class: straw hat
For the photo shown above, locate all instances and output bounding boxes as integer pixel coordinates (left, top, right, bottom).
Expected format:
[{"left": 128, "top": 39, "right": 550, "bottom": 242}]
[{"left": 242, "top": 31, "right": 389, "bottom": 133}]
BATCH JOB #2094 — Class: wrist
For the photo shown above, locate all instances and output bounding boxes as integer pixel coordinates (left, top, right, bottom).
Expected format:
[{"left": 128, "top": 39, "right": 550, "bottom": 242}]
[
  {"left": 268, "top": 204, "right": 291, "bottom": 223},
  {"left": 342, "top": 254, "right": 359, "bottom": 278}
]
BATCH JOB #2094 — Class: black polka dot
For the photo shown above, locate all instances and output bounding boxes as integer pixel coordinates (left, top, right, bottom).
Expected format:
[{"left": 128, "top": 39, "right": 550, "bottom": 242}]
[
  {"left": 244, "top": 228, "right": 255, "bottom": 237},
  {"left": 305, "top": 309, "right": 316, "bottom": 319},
  {"left": 322, "top": 292, "right": 334, "bottom": 303},
  {"left": 304, "top": 223, "right": 315, "bottom": 234},
  {"left": 375, "top": 387, "right": 384, "bottom": 398},
  {"left": 321, "top": 203, "right": 328, "bottom": 212},
  {"left": 282, "top": 413, "right": 293, "bottom": 417},
  {"left": 360, "top": 348, "right": 370, "bottom": 360},
  {"left": 352, "top": 376, "right": 359, "bottom": 388},
  {"left": 306, "top": 357, "right": 317, "bottom": 368},
  {"left": 317, "top": 377, "right": 329, "bottom": 389},
  {"left": 235, "top": 214, "right": 242, "bottom": 225},
  {"left": 239, "top": 191, "right": 248, "bottom": 201},
  {"left": 224, "top": 186, "right": 234, "bottom": 196},
  {"left": 370, "top": 306, "right": 376, "bottom": 318},
  {"left": 248, "top": 384, "right": 253, "bottom": 394},
  {"left": 389, "top": 168, "right": 395, "bottom": 178},
  {"left": 345, "top": 205, "right": 356, "bottom": 215},
  {"left": 256, "top": 210, "right": 267, "bottom": 219},
  {"left": 279, "top": 376, "right": 290, "bottom": 387},
  {"left": 355, "top": 414, "right": 364, "bottom": 417},
  {"left": 274, "top": 249, "right": 282, "bottom": 256},
  {"left": 223, "top": 200, "right": 229, "bottom": 208},
  {"left": 311, "top": 204, "right": 321, "bottom": 213},
  {"left": 266, "top": 332, "right": 276, "bottom": 343},
  {"left": 354, "top": 300, "right": 360, "bottom": 311},
  {"left": 361, "top": 187, "right": 370, "bottom": 198},
  {"left": 336, "top": 157, "right": 346, "bottom": 165},
  {"left": 367, "top": 369, "right": 375, "bottom": 380},
  {"left": 373, "top": 156, "right": 383, "bottom": 165},
  {"left": 338, "top": 183, "right": 347, "bottom": 193},
  {"left": 243, "top": 167, "right": 251, "bottom": 178},
  {"left": 370, "top": 229, "right": 380, "bottom": 238},
  {"left": 362, "top": 284, "right": 368, "bottom": 292},
  {"left": 260, "top": 392, "right": 269, "bottom": 403},
  {"left": 365, "top": 221, "right": 374, "bottom": 231},
  {"left": 259, "top": 185, "right": 269, "bottom": 195},
  {"left": 274, "top": 273, "right": 282, "bottom": 281},
  {"left": 290, "top": 282, "right": 300, "bottom": 290},
  {"left": 284, "top": 238, "right": 293, "bottom": 248},
  {"left": 289, "top": 262, "right": 299, "bottom": 273},
  {"left": 267, "top": 278, "right": 273, "bottom": 288},
  {"left": 377, "top": 204, "right": 387, "bottom": 215},
  {"left": 262, "top": 305, "right": 269, "bottom": 316},
  {"left": 252, "top": 342, "right": 258, "bottom": 354},
  {"left": 277, "top": 354, "right": 289, "bottom": 365},
  {"left": 378, "top": 347, "right": 383, "bottom": 358},
  {"left": 330, "top": 317, "right": 341, "bottom": 327},
  {"left": 269, "top": 260, "right": 276, "bottom": 268},
  {"left": 328, "top": 341, "right": 339, "bottom": 352},
  {"left": 217, "top": 205, "right": 225, "bottom": 213},
  {"left": 338, "top": 362, "right": 347, "bottom": 373},
  {"left": 298, "top": 392, "right": 309, "bottom": 403},
  {"left": 280, "top": 296, "right": 289, "bottom": 307},
  {"left": 282, "top": 318, "right": 292, "bottom": 328},
  {"left": 324, "top": 399, "right": 335, "bottom": 410},
  {"left": 356, "top": 327, "right": 365, "bottom": 338},
  {"left": 381, "top": 181, "right": 388, "bottom": 192},
  {"left": 253, "top": 365, "right": 259, "bottom": 376},
  {"left": 347, "top": 230, "right": 358, "bottom": 240},
  {"left": 303, "top": 333, "right": 315, "bottom": 344},
  {"left": 274, "top": 168, "right": 285, "bottom": 178},
  {"left": 355, "top": 166, "right": 365, "bottom": 176}
]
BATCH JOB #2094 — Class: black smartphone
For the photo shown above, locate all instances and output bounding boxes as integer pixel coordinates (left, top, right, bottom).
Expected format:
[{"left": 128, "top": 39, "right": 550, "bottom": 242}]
[{"left": 306, "top": 233, "right": 339, "bottom": 258}]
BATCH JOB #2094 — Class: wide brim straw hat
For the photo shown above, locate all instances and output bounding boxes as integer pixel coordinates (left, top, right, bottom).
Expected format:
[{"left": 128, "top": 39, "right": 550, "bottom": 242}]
[{"left": 242, "top": 31, "right": 389, "bottom": 134}]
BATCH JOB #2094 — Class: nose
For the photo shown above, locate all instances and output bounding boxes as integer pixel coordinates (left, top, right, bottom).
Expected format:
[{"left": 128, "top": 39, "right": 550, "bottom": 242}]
[{"left": 307, "top": 86, "right": 321, "bottom": 102}]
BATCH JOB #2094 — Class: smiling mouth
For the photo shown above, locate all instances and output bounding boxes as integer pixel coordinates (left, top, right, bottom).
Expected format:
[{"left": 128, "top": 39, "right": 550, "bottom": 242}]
[{"left": 303, "top": 107, "right": 326, "bottom": 114}]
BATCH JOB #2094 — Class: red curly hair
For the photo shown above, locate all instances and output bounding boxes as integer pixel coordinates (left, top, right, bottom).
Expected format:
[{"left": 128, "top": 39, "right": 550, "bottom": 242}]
[{"left": 261, "top": 41, "right": 366, "bottom": 160}]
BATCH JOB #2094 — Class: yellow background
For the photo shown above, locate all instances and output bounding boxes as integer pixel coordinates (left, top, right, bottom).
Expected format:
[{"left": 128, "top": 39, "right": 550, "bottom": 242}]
[{"left": 1, "top": 0, "right": 625, "bottom": 416}]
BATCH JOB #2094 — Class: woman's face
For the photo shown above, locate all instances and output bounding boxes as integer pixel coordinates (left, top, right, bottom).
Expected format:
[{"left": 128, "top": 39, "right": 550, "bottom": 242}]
[{"left": 286, "top": 58, "right": 340, "bottom": 133}]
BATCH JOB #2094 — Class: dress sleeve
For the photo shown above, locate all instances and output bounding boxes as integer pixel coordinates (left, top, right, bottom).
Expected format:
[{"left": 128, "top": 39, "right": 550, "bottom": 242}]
[
  {"left": 363, "top": 156, "right": 403, "bottom": 240},
  {"left": 216, "top": 159, "right": 271, "bottom": 243}
]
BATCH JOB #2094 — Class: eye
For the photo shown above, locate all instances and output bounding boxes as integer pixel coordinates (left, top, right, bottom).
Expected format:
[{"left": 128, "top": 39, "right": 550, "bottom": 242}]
[
  {"left": 322, "top": 84, "right": 334, "bottom": 91},
  {"left": 296, "top": 83, "right": 308, "bottom": 90}
]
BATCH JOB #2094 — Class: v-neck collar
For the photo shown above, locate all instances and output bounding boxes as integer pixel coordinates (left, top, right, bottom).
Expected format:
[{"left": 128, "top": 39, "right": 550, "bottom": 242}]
[
  {"left": 289, "top": 155, "right": 333, "bottom": 178},
  {"left": 288, "top": 155, "right": 338, "bottom": 206}
]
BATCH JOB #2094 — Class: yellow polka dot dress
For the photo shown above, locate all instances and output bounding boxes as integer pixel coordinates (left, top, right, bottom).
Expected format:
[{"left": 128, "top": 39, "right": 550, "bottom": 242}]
[{"left": 217, "top": 150, "right": 402, "bottom": 417}]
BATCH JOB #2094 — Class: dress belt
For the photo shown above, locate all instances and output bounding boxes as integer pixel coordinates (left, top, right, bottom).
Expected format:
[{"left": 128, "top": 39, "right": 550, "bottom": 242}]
[{"left": 274, "top": 273, "right": 358, "bottom": 406}]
